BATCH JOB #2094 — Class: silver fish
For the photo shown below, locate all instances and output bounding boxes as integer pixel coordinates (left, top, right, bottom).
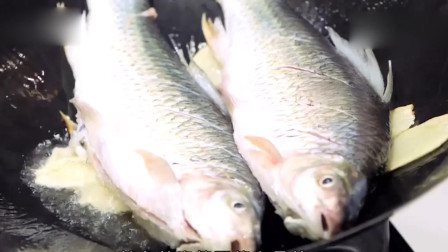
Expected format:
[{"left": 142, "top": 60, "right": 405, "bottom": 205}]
[
  {"left": 64, "top": 0, "right": 264, "bottom": 250},
  {"left": 203, "top": 0, "right": 393, "bottom": 240}
]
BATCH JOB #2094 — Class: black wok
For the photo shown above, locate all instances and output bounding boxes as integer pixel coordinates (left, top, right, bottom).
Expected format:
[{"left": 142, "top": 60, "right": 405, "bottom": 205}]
[{"left": 0, "top": 0, "right": 447, "bottom": 251}]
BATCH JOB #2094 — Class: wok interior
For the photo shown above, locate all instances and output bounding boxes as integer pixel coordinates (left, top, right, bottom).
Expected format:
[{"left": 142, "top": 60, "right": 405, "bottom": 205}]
[{"left": 0, "top": 0, "right": 447, "bottom": 251}]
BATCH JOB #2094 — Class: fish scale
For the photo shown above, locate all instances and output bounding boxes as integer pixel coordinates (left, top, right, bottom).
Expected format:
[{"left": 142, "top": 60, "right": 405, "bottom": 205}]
[
  {"left": 112, "top": 4, "right": 261, "bottom": 177},
  {"left": 65, "top": 0, "right": 263, "bottom": 250},
  {"left": 226, "top": 8, "right": 387, "bottom": 169},
  {"left": 212, "top": 0, "right": 391, "bottom": 241},
  {"left": 81, "top": 15, "right": 249, "bottom": 182}
]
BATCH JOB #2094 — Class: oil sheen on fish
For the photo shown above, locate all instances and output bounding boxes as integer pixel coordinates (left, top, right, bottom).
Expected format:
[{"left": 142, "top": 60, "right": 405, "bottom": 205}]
[
  {"left": 204, "top": 0, "right": 392, "bottom": 240},
  {"left": 63, "top": 0, "right": 264, "bottom": 250}
]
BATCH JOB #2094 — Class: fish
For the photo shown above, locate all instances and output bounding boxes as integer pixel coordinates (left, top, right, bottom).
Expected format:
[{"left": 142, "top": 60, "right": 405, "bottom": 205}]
[
  {"left": 202, "top": 0, "right": 393, "bottom": 240},
  {"left": 63, "top": 0, "right": 264, "bottom": 250}
]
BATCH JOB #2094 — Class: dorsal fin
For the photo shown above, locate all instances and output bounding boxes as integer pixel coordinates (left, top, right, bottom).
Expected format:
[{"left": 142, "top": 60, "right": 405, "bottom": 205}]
[{"left": 326, "top": 26, "right": 393, "bottom": 103}]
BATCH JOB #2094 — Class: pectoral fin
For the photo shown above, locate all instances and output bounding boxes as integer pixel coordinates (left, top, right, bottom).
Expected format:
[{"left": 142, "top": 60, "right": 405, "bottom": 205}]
[
  {"left": 137, "top": 7, "right": 158, "bottom": 19},
  {"left": 245, "top": 136, "right": 283, "bottom": 168},
  {"left": 135, "top": 149, "right": 179, "bottom": 185},
  {"left": 168, "top": 33, "right": 229, "bottom": 118},
  {"left": 284, "top": 216, "right": 309, "bottom": 236},
  {"left": 71, "top": 98, "right": 104, "bottom": 149},
  {"left": 116, "top": 150, "right": 201, "bottom": 243}
]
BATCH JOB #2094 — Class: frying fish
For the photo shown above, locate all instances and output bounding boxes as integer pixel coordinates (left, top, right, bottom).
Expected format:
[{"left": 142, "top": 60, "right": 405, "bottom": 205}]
[
  {"left": 63, "top": 0, "right": 264, "bottom": 250},
  {"left": 202, "top": 0, "right": 393, "bottom": 240}
]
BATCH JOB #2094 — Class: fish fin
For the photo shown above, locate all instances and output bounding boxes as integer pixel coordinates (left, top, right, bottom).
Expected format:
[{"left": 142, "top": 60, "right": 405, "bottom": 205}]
[
  {"left": 59, "top": 111, "right": 77, "bottom": 135},
  {"left": 245, "top": 136, "right": 282, "bottom": 167},
  {"left": 201, "top": 13, "right": 228, "bottom": 66},
  {"left": 137, "top": 7, "right": 158, "bottom": 19},
  {"left": 168, "top": 34, "right": 189, "bottom": 66},
  {"left": 168, "top": 33, "right": 230, "bottom": 118},
  {"left": 134, "top": 150, "right": 202, "bottom": 242},
  {"left": 71, "top": 98, "right": 103, "bottom": 148},
  {"left": 284, "top": 216, "right": 309, "bottom": 236},
  {"left": 326, "top": 27, "right": 392, "bottom": 103},
  {"left": 125, "top": 7, "right": 158, "bottom": 30},
  {"left": 383, "top": 60, "right": 393, "bottom": 103},
  {"left": 190, "top": 61, "right": 230, "bottom": 118},
  {"left": 135, "top": 150, "right": 179, "bottom": 185}
]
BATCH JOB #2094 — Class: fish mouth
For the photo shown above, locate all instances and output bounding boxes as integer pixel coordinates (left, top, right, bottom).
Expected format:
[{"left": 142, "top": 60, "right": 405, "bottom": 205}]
[
  {"left": 182, "top": 210, "right": 202, "bottom": 241},
  {"left": 177, "top": 236, "right": 254, "bottom": 252},
  {"left": 231, "top": 238, "right": 255, "bottom": 252},
  {"left": 177, "top": 241, "right": 201, "bottom": 252},
  {"left": 177, "top": 239, "right": 244, "bottom": 252},
  {"left": 284, "top": 213, "right": 335, "bottom": 240},
  {"left": 320, "top": 213, "right": 333, "bottom": 240},
  {"left": 231, "top": 240, "right": 240, "bottom": 252},
  {"left": 321, "top": 213, "right": 329, "bottom": 232},
  {"left": 320, "top": 212, "right": 342, "bottom": 239}
]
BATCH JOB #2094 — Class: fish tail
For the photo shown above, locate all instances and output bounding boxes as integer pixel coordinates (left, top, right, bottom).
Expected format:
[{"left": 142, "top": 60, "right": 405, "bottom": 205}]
[
  {"left": 59, "top": 110, "right": 78, "bottom": 135},
  {"left": 326, "top": 26, "right": 393, "bottom": 103}
]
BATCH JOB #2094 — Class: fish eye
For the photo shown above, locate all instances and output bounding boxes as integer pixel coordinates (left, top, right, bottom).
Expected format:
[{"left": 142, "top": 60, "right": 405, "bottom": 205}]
[
  {"left": 232, "top": 202, "right": 246, "bottom": 210},
  {"left": 320, "top": 176, "right": 334, "bottom": 187}
]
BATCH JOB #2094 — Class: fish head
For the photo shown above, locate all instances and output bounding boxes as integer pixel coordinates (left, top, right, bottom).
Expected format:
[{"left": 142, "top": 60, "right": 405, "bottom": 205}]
[
  {"left": 179, "top": 174, "right": 262, "bottom": 251},
  {"left": 280, "top": 156, "right": 367, "bottom": 240}
]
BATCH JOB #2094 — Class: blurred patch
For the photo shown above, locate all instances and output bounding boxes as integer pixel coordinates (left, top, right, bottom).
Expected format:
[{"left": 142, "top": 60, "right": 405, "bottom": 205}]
[
  {"left": 286, "top": 0, "right": 411, "bottom": 38},
  {"left": 350, "top": 12, "right": 448, "bottom": 49},
  {"left": 0, "top": 8, "right": 83, "bottom": 46}
]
